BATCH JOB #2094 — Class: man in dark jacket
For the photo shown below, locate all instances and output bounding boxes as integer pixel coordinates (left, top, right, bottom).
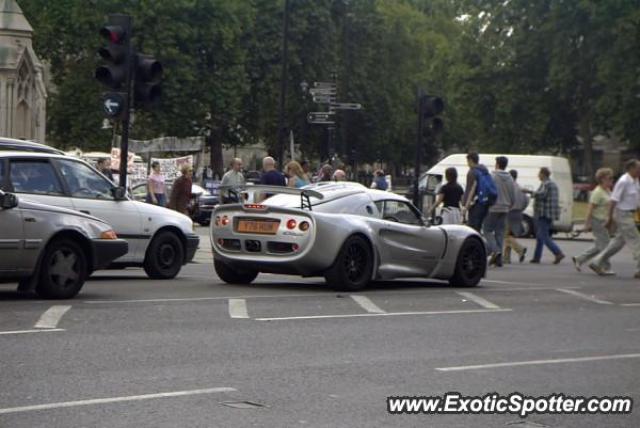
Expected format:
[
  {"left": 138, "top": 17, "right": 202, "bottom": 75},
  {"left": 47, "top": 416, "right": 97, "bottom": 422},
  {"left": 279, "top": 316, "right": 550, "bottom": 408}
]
[{"left": 462, "top": 152, "right": 490, "bottom": 231}]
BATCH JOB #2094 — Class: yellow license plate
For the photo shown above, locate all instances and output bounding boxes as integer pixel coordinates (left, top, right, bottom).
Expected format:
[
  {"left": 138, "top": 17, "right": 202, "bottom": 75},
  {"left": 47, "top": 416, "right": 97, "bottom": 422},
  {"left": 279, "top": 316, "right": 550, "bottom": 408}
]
[{"left": 236, "top": 219, "right": 280, "bottom": 235}]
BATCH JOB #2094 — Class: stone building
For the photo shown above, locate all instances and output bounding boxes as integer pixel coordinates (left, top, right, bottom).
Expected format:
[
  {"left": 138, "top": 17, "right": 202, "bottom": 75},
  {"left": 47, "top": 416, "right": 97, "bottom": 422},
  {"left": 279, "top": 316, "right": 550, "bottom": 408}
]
[{"left": 0, "top": 0, "right": 46, "bottom": 142}]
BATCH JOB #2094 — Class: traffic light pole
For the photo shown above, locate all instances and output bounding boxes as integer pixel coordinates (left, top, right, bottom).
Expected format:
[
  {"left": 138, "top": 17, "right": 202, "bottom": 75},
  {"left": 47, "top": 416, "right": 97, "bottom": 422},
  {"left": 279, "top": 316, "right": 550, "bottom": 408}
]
[
  {"left": 413, "top": 89, "right": 424, "bottom": 208},
  {"left": 276, "top": 0, "right": 290, "bottom": 167},
  {"left": 118, "top": 15, "right": 133, "bottom": 189}
]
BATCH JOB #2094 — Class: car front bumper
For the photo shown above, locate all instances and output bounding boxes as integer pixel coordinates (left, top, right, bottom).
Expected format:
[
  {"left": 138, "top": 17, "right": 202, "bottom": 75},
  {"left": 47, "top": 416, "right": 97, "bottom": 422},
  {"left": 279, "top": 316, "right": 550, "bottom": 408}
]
[
  {"left": 185, "top": 233, "right": 200, "bottom": 263},
  {"left": 91, "top": 239, "right": 129, "bottom": 270}
]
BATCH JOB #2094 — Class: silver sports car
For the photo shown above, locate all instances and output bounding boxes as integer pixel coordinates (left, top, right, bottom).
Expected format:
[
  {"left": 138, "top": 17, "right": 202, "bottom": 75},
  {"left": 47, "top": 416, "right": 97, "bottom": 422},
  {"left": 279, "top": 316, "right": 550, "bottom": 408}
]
[{"left": 209, "top": 182, "right": 486, "bottom": 291}]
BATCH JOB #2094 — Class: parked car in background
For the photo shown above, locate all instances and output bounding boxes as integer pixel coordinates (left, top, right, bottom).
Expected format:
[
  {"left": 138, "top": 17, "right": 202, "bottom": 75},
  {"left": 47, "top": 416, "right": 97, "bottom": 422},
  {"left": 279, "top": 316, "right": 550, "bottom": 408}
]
[
  {"left": 131, "top": 182, "right": 219, "bottom": 226},
  {"left": 0, "top": 189, "right": 128, "bottom": 299},
  {"left": 0, "top": 151, "right": 199, "bottom": 279},
  {"left": 0, "top": 137, "right": 65, "bottom": 155}
]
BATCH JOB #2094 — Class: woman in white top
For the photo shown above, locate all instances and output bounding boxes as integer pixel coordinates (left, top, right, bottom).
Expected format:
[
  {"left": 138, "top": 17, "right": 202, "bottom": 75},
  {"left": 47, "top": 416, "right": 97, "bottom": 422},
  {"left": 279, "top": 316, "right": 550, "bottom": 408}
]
[{"left": 147, "top": 161, "right": 166, "bottom": 206}]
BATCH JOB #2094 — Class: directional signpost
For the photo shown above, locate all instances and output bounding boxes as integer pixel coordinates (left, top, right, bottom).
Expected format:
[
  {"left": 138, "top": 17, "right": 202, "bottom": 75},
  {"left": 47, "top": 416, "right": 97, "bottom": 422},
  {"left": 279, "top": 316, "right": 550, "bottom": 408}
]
[
  {"left": 306, "top": 79, "right": 363, "bottom": 162},
  {"left": 307, "top": 111, "right": 335, "bottom": 125},
  {"left": 330, "top": 102, "right": 362, "bottom": 110}
]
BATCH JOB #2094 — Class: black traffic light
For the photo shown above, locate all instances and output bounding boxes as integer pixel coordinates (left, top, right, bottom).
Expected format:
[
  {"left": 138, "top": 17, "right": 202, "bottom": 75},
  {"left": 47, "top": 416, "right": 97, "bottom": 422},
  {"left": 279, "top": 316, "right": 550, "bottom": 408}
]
[
  {"left": 134, "top": 54, "right": 163, "bottom": 107},
  {"left": 95, "top": 15, "right": 131, "bottom": 90},
  {"left": 96, "top": 14, "right": 132, "bottom": 121},
  {"left": 419, "top": 94, "right": 444, "bottom": 137}
]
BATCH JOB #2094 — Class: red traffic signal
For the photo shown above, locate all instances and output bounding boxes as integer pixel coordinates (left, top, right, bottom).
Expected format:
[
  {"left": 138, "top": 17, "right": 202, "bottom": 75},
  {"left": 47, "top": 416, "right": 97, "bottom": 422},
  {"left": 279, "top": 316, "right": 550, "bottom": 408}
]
[{"left": 99, "top": 25, "right": 126, "bottom": 44}]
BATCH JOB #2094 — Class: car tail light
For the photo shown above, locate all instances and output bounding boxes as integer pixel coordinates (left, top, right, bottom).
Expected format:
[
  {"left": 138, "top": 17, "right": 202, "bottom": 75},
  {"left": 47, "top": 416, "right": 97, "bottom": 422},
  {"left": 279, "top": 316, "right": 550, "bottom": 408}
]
[
  {"left": 221, "top": 216, "right": 230, "bottom": 226},
  {"left": 217, "top": 238, "right": 224, "bottom": 246},
  {"left": 299, "top": 221, "right": 310, "bottom": 231},
  {"left": 292, "top": 243, "right": 299, "bottom": 251},
  {"left": 100, "top": 230, "right": 118, "bottom": 240},
  {"left": 244, "top": 204, "right": 266, "bottom": 209},
  {"left": 286, "top": 219, "right": 297, "bottom": 230}
]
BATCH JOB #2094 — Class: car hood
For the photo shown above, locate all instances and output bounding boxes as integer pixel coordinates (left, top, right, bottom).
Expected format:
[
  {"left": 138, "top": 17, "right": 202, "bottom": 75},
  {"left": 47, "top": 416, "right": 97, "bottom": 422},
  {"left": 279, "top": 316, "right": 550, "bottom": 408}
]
[
  {"left": 18, "top": 198, "right": 108, "bottom": 224},
  {"left": 131, "top": 199, "right": 192, "bottom": 223}
]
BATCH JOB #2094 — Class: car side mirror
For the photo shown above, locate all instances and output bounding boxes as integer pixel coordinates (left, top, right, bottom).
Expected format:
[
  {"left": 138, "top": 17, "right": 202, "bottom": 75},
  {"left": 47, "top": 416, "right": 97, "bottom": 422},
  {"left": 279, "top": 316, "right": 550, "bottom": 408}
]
[
  {"left": 111, "top": 186, "right": 127, "bottom": 200},
  {"left": 0, "top": 192, "right": 19, "bottom": 209}
]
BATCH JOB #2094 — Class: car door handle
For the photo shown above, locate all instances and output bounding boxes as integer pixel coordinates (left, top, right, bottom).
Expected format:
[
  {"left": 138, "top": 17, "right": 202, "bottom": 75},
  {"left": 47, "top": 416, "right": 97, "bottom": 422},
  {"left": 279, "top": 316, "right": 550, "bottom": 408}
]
[
  {"left": 24, "top": 217, "right": 36, "bottom": 222},
  {"left": 79, "top": 210, "right": 90, "bottom": 214}
]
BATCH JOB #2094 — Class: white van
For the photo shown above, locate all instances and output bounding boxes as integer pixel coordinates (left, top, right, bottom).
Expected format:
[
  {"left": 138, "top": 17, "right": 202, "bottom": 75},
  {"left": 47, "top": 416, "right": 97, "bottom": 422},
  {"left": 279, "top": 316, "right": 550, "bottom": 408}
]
[{"left": 418, "top": 154, "right": 574, "bottom": 236}]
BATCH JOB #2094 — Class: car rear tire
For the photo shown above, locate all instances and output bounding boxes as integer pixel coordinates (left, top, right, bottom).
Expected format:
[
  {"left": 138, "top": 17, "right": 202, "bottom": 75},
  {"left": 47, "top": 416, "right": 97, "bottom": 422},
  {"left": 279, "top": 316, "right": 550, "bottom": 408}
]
[
  {"left": 214, "top": 259, "right": 258, "bottom": 284},
  {"left": 143, "top": 231, "right": 184, "bottom": 279},
  {"left": 324, "top": 235, "right": 373, "bottom": 291},
  {"left": 36, "top": 238, "right": 88, "bottom": 299},
  {"left": 449, "top": 237, "right": 486, "bottom": 287}
]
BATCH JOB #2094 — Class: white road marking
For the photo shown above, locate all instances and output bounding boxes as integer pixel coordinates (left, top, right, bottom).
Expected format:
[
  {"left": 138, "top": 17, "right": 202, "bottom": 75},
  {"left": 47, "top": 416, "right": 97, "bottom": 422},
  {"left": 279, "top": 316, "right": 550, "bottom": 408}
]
[
  {"left": 84, "top": 293, "right": 333, "bottom": 304},
  {"left": 228, "top": 299, "right": 249, "bottom": 319},
  {"left": 435, "top": 353, "right": 640, "bottom": 372},
  {"left": 456, "top": 292, "right": 500, "bottom": 309},
  {"left": 621, "top": 303, "right": 640, "bottom": 307},
  {"left": 34, "top": 305, "right": 72, "bottom": 329},
  {"left": 350, "top": 295, "right": 386, "bottom": 314},
  {"left": 255, "top": 308, "right": 511, "bottom": 321},
  {"left": 0, "top": 387, "right": 236, "bottom": 415},
  {"left": 556, "top": 288, "right": 613, "bottom": 305},
  {"left": 0, "top": 328, "right": 64, "bottom": 336}
]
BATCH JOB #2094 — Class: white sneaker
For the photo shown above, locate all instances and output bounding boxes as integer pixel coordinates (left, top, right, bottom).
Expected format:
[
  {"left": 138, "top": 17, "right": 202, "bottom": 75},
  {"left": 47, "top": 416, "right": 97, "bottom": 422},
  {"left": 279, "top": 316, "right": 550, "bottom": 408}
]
[{"left": 572, "top": 256, "right": 581, "bottom": 272}]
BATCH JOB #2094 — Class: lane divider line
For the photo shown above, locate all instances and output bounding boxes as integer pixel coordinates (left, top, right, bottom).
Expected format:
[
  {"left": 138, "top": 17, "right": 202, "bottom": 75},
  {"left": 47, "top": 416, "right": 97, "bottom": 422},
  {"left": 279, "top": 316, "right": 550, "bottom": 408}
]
[
  {"left": 350, "top": 295, "right": 386, "bottom": 314},
  {"left": 255, "top": 308, "right": 512, "bottom": 321},
  {"left": 0, "top": 328, "right": 65, "bottom": 336},
  {"left": 34, "top": 305, "right": 72, "bottom": 329},
  {"left": 621, "top": 303, "right": 640, "bottom": 307},
  {"left": 455, "top": 292, "right": 501, "bottom": 309},
  {"left": 435, "top": 353, "right": 640, "bottom": 372},
  {"left": 556, "top": 288, "right": 613, "bottom": 305},
  {"left": 0, "top": 387, "right": 237, "bottom": 415},
  {"left": 228, "top": 299, "right": 249, "bottom": 319}
]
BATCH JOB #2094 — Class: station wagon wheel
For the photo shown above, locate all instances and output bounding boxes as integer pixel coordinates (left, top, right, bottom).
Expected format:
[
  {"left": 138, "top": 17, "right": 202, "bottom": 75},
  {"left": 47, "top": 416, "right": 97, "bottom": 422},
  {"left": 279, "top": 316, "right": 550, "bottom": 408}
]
[
  {"left": 144, "top": 231, "right": 184, "bottom": 279},
  {"left": 36, "top": 238, "right": 88, "bottom": 299},
  {"left": 449, "top": 237, "right": 485, "bottom": 287},
  {"left": 325, "top": 235, "right": 373, "bottom": 291}
]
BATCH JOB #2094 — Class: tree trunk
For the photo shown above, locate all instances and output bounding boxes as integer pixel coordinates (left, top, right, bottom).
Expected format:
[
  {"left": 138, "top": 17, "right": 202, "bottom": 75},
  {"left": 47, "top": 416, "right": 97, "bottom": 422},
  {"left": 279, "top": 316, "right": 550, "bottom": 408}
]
[
  {"left": 208, "top": 132, "right": 224, "bottom": 179},
  {"left": 579, "top": 116, "right": 593, "bottom": 180}
]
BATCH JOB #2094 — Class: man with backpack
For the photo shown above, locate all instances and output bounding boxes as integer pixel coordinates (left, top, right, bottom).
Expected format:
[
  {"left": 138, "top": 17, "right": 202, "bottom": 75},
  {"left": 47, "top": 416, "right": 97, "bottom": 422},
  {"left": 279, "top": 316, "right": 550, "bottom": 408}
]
[
  {"left": 483, "top": 156, "right": 516, "bottom": 267},
  {"left": 462, "top": 152, "right": 498, "bottom": 232}
]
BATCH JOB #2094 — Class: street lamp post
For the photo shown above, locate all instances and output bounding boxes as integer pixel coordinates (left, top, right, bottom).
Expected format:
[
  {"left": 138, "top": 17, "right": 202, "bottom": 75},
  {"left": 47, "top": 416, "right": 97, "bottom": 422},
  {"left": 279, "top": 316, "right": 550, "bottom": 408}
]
[{"left": 276, "top": 0, "right": 290, "bottom": 168}]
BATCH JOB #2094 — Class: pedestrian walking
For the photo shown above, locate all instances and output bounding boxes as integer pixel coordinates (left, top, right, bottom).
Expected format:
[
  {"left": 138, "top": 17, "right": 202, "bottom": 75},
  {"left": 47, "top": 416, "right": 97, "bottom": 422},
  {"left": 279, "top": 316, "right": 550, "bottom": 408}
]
[
  {"left": 316, "top": 164, "right": 333, "bottom": 182},
  {"left": 371, "top": 170, "right": 388, "bottom": 190},
  {"left": 259, "top": 156, "right": 286, "bottom": 186},
  {"left": 589, "top": 159, "right": 640, "bottom": 278},
  {"left": 524, "top": 167, "right": 565, "bottom": 264},
  {"left": 285, "top": 160, "right": 310, "bottom": 188},
  {"left": 96, "top": 157, "right": 114, "bottom": 182},
  {"left": 333, "top": 169, "right": 347, "bottom": 182},
  {"left": 167, "top": 164, "right": 193, "bottom": 215},
  {"left": 503, "top": 169, "right": 528, "bottom": 263},
  {"left": 146, "top": 161, "right": 166, "bottom": 207},
  {"left": 220, "top": 158, "right": 245, "bottom": 203},
  {"left": 571, "top": 168, "right": 614, "bottom": 272},
  {"left": 462, "top": 152, "right": 497, "bottom": 232},
  {"left": 433, "top": 167, "right": 464, "bottom": 224},
  {"left": 483, "top": 156, "right": 515, "bottom": 267}
]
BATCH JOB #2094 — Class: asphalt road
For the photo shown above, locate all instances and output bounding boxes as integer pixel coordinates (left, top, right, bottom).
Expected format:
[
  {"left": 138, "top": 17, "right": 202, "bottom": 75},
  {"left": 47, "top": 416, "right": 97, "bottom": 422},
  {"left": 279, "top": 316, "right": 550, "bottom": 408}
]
[{"left": 1, "top": 227, "right": 639, "bottom": 428}]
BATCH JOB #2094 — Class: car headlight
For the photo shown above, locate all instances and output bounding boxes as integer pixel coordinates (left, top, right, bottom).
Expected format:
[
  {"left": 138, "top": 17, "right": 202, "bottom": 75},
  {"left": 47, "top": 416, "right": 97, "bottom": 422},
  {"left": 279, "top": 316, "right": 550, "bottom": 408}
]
[{"left": 100, "top": 230, "right": 118, "bottom": 240}]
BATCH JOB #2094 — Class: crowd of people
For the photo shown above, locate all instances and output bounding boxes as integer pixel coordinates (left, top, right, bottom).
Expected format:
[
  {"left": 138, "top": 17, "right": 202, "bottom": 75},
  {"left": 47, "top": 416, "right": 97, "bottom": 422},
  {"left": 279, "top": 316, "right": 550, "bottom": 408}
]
[
  {"left": 432, "top": 152, "right": 640, "bottom": 278},
  {"left": 115, "top": 151, "right": 640, "bottom": 279}
]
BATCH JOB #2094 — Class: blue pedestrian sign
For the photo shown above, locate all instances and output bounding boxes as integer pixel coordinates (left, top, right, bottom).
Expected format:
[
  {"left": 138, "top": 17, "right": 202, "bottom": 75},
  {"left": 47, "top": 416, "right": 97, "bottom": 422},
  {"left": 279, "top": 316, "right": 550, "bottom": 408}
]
[{"left": 102, "top": 93, "right": 125, "bottom": 119}]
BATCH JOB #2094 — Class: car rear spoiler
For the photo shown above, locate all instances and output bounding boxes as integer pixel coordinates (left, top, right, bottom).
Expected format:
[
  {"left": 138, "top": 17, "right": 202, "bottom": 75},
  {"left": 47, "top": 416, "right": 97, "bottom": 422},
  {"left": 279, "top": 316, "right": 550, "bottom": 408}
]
[{"left": 218, "top": 185, "right": 324, "bottom": 210}]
